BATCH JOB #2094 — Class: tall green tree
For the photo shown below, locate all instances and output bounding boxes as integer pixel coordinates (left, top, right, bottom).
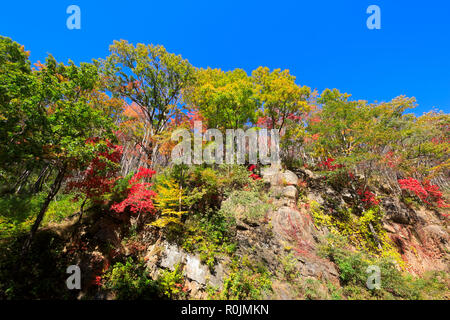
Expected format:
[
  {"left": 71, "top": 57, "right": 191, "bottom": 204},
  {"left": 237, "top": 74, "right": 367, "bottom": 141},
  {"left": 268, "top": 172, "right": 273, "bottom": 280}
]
[
  {"left": 252, "top": 66, "right": 311, "bottom": 132},
  {"left": 97, "top": 40, "right": 194, "bottom": 164},
  {"left": 22, "top": 56, "right": 117, "bottom": 252},
  {"left": 0, "top": 36, "right": 46, "bottom": 192},
  {"left": 185, "top": 67, "right": 258, "bottom": 130}
]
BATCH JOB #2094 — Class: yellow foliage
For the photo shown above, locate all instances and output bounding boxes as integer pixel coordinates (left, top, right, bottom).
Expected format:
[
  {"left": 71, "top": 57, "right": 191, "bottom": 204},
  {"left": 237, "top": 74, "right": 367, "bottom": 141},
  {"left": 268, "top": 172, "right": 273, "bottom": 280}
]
[{"left": 151, "top": 178, "right": 187, "bottom": 228}]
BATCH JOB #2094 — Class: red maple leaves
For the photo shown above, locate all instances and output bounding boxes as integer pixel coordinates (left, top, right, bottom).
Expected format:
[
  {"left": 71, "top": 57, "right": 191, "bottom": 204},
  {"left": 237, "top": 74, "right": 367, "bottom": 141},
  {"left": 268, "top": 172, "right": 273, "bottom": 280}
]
[
  {"left": 110, "top": 167, "right": 157, "bottom": 215},
  {"left": 248, "top": 164, "right": 261, "bottom": 180},
  {"left": 318, "top": 157, "right": 343, "bottom": 171},
  {"left": 399, "top": 177, "right": 449, "bottom": 208},
  {"left": 66, "top": 139, "right": 123, "bottom": 202},
  {"left": 357, "top": 187, "right": 380, "bottom": 208}
]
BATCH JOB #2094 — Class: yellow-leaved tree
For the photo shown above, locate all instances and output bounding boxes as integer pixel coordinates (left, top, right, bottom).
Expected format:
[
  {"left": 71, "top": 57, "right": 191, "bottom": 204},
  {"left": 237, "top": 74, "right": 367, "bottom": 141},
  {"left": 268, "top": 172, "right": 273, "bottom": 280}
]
[{"left": 151, "top": 178, "right": 187, "bottom": 228}]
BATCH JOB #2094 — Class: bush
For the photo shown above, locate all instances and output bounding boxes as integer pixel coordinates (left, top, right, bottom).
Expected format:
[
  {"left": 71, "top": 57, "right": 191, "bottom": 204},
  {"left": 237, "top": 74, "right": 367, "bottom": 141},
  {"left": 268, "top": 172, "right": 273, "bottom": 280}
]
[
  {"left": 0, "top": 192, "right": 45, "bottom": 240},
  {"left": 319, "top": 234, "right": 450, "bottom": 300},
  {"left": 209, "top": 257, "right": 272, "bottom": 300},
  {"left": 181, "top": 211, "right": 236, "bottom": 271},
  {"left": 218, "top": 190, "right": 271, "bottom": 225},
  {"left": 157, "top": 263, "right": 188, "bottom": 299},
  {"left": 102, "top": 257, "right": 159, "bottom": 300}
]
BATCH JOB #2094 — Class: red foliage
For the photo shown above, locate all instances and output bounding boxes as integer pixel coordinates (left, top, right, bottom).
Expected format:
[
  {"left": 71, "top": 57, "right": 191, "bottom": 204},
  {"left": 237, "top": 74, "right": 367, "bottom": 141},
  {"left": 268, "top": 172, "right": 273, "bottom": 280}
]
[
  {"left": 110, "top": 167, "right": 157, "bottom": 215},
  {"left": 256, "top": 113, "right": 303, "bottom": 130},
  {"left": 187, "top": 109, "right": 207, "bottom": 132},
  {"left": 357, "top": 188, "right": 380, "bottom": 208},
  {"left": 383, "top": 151, "right": 402, "bottom": 169},
  {"left": 66, "top": 139, "right": 123, "bottom": 202},
  {"left": 256, "top": 116, "right": 273, "bottom": 129},
  {"left": 399, "top": 178, "right": 449, "bottom": 208},
  {"left": 93, "top": 276, "right": 102, "bottom": 286},
  {"left": 318, "top": 158, "right": 343, "bottom": 171},
  {"left": 247, "top": 164, "right": 261, "bottom": 180}
]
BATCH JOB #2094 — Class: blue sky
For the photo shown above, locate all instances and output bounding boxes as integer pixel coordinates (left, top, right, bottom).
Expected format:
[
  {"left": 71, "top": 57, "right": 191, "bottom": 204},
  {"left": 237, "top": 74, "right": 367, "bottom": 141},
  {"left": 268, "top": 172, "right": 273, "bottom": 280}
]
[{"left": 1, "top": 0, "right": 449, "bottom": 115}]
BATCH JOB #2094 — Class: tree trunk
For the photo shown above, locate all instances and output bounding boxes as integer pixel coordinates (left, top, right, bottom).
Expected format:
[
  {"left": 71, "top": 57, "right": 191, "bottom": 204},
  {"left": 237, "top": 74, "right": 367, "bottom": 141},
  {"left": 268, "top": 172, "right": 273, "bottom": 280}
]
[
  {"left": 77, "top": 196, "right": 87, "bottom": 223},
  {"left": 32, "top": 164, "right": 50, "bottom": 194},
  {"left": 22, "top": 163, "right": 67, "bottom": 255},
  {"left": 14, "top": 169, "right": 31, "bottom": 194}
]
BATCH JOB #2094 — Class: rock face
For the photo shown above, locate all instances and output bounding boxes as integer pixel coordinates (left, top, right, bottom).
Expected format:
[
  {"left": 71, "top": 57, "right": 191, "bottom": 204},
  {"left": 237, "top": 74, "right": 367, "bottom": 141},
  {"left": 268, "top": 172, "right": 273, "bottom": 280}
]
[
  {"left": 381, "top": 197, "right": 418, "bottom": 225},
  {"left": 142, "top": 165, "right": 338, "bottom": 299},
  {"left": 147, "top": 241, "right": 226, "bottom": 292},
  {"left": 282, "top": 186, "right": 298, "bottom": 199},
  {"left": 260, "top": 166, "right": 340, "bottom": 288},
  {"left": 43, "top": 164, "right": 447, "bottom": 301},
  {"left": 265, "top": 166, "right": 450, "bottom": 278},
  {"left": 135, "top": 166, "right": 449, "bottom": 298}
]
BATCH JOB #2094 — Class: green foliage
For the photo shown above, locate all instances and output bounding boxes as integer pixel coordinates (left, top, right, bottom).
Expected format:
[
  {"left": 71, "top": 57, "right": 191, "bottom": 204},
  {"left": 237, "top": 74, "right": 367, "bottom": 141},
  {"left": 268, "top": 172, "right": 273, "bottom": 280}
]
[
  {"left": 37, "top": 55, "right": 117, "bottom": 167},
  {"left": 43, "top": 193, "right": 85, "bottom": 224},
  {"left": 102, "top": 257, "right": 159, "bottom": 300},
  {"left": 185, "top": 68, "right": 258, "bottom": 130},
  {"left": 98, "top": 40, "right": 194, "bottom": 152},
  {"left": 0, "top": 189, "right": 81, "bottom": 239},
  {"left": 181, "top": 164, "right": 263, "bottom": 215},
  {"left": 0, "top": 36, "right": 45, "bottom": 171},
  {"left": 219, "top": 189, "right": 271, "bottom": 225},
  {"left": 280, "top": 252, "right": 300, "bottom": 280},
  {"left": 252, "top": 66, "right": 311, "bottom": 132},
  {"left": 319, "top": 234, "right": 449, "bottom": 300},
  {"left": 209, "top": 257, "right": 272, "bottom": 300},
  {"left": 157, "top": 263, "right": 188, "bottom": 299},
  {"left": 181, "top": 212, "right": 236, "bottom": 271},
  {"left": 0, "top": 193, "right": 44, "bottom": 239}
]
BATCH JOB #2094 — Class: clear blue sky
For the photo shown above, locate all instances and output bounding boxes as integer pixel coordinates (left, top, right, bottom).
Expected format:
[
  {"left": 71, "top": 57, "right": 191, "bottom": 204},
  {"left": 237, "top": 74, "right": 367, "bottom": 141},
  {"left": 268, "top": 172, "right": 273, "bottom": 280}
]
[{"left": 1, "top": 0, "right": 449, "bottom": 115}]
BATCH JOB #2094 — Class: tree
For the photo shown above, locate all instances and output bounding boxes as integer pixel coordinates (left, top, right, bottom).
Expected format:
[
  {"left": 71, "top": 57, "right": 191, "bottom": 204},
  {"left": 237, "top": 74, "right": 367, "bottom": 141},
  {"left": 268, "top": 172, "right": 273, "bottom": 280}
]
[
  {"left": 304, "top": 89, "right": 439, "bottom": 195},
  {"left": 185, "top": 68, "right": 258, "bottom": 130},
  {"left": 252, "top": 66, "right": 311, "bottom": 132},
  {"left": 111, "top": 167, "right": 157, "bottom": 217},
  {"left": 98, "top": 40, "right": 194, "bottom": 167},
  {"left": 65, "top": 138, "right": 123, "bottom": 212},
  {"left": 0, "top": 36, "right": 47, "bottom": 193},
  {"left": 22, "top": 56, "right": 117, "bottom": 252},
  {"left": 151, "top": 177, "right": 187, "bottom": 228}
]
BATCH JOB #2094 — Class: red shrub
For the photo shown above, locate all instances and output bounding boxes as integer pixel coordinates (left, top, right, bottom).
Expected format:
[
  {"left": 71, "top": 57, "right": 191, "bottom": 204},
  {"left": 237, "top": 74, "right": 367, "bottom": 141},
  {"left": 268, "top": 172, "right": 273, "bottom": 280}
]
[
  {"left": 66, "top": 139, "right": 123, "bottom": 202},
  {"left": 398, "top": 177, "right": 449, "bottom": 208},
  {"left": 248, "top": 165, "right": 261, "bottom": 180},
  {"left": 111, "top": 167, "right": 157, "bottom": 215},
  {"left": 357, "top": 187, "right": 380, "bottom": 208},
  {"left": 318, "top": 157, "right": 343, "bottom": 171}
]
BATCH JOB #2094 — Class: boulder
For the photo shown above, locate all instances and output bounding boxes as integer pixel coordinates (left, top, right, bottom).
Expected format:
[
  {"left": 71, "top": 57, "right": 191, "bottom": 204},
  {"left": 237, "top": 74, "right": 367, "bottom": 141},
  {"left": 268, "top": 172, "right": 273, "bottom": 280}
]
[
  {"left": 185, "top": 255, "right": 209, "bottom": 284},
  {"left": 157, "top": 241, "right": 225, "bottom": 288},
  {"left": 382, "top": 197, "right": 416, "bottom": 225},
  {"left": 307, "top": 193, "right": 325, "bottom": 206},
  {"left": 282, "top": 170, "right": 299, "bottom": 186},
  {"left": 160, "top": 243, "right": 184, "bottom": 270},
  {"left": 261, "top": 165, "right": 280, "bottom": 181},
  {"left": 282, "top": 185, "right": 298, "bottom": 200}
]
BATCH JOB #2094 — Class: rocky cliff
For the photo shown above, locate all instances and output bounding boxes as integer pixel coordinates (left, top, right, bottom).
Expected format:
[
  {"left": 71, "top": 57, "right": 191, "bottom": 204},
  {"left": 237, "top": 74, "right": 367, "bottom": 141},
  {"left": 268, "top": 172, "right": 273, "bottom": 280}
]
[{"left": 62, "top": 165, "right": 449, "bottom": 300}]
